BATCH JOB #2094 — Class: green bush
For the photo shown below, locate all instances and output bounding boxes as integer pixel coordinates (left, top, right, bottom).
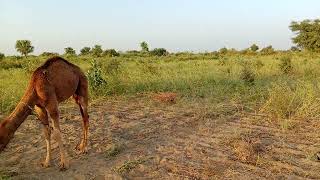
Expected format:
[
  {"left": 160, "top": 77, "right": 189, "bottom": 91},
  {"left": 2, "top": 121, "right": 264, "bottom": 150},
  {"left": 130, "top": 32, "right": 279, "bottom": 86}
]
[
  {"left": 150, "top": 48, "right": 168, "bottom": 56},
  {"left": 87, "top": 60, "right": 106, "bottom": 92}
]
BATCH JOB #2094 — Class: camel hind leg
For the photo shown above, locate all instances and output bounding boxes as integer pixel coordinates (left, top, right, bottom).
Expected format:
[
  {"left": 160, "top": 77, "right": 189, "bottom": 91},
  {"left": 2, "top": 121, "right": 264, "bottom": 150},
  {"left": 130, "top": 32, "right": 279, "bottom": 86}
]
[{"left": 74, "top": 75, "right": 89, "bottom": 154}]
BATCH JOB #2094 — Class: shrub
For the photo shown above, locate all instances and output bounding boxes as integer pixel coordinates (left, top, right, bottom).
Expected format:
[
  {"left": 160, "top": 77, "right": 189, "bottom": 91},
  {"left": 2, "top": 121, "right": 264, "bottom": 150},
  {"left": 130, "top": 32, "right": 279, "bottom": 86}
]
[
  {"left": 0, "top": 53, "right": 5, "bottom": 60},
  {"left": 279, "top": 56, "right": 293, "bottom": 74},
  {"left": 150, "top": 48, "right": 168, "bottom": 56},
  {"left": 102, "top": 49, "right": 120, "bottom": 57},
  {"left": 87, "top": 60, "right": 106, "bottom": 91},
  {"left": 260, "top": 46, "right": 275, "bottom": 55}
]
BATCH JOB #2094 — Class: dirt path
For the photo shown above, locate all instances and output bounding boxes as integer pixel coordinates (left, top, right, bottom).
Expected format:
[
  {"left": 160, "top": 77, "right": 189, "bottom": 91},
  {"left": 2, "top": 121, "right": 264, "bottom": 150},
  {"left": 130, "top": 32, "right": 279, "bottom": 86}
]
[{"left": 1, "top": 96, "right": 320, "bottom": 179}]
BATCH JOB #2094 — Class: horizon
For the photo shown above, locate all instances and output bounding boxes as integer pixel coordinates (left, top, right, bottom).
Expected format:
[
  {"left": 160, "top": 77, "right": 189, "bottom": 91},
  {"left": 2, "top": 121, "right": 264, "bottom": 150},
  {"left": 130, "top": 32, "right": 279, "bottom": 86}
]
[{"left": 1, "top": 0, "right": 319, "bottom": 55}]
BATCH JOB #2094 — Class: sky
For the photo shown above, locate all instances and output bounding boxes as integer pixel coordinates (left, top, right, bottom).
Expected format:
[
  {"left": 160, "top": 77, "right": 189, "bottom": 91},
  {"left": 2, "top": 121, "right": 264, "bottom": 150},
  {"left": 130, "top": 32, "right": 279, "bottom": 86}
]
[{"left": 0, "top": 0, "right": 319, "bottom": 55}]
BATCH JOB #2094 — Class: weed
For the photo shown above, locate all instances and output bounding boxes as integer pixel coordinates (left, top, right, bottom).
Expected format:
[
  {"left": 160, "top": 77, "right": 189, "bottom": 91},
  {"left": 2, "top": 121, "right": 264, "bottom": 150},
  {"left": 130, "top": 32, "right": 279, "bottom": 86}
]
[{"left": 105, "top": 144, "right": 124, "bottom": 159}]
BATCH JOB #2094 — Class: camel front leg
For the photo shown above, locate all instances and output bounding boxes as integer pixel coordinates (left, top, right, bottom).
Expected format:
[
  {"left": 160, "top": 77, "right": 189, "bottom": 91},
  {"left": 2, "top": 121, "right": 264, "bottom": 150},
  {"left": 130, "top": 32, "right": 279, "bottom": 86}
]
[{"left": 35, "top": 106, "right": 51, "bottom": 168}]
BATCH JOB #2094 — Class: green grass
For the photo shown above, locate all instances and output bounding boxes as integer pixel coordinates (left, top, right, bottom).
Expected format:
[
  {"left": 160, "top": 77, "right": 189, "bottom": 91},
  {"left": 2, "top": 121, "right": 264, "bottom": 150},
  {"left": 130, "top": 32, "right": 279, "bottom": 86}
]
[{"left": 1, "top": 52, "right": 320, "bottom": 124}]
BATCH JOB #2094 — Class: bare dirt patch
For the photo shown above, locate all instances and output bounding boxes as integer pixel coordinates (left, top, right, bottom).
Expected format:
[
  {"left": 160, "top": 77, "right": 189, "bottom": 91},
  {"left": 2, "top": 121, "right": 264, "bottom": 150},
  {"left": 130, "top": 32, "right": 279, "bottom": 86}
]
[{"left": 1, "top": 96, "right": 320, "bottom": 179}]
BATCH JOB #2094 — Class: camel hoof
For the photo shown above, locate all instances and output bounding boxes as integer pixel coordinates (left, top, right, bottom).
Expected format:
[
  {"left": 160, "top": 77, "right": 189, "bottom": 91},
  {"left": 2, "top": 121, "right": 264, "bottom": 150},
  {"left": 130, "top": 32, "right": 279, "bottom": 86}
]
[
  {"left": 75, "top": 143, "right": 87, "bottom": 154},
  {"left": 41, "top": 161, "right": 51, "bottom": 168},
  {"left": 59, "top": 162, "right": 68, "bottom": 171},
  {"left": 316, "top": 152, "right": 320, "bottom": 161}
]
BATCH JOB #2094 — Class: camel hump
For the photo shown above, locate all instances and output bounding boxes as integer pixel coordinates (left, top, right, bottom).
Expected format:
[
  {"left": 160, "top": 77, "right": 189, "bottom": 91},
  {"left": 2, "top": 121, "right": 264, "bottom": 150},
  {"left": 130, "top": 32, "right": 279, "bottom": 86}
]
[{"left": 40, "top": 56, "right": 78, "bottom": 69}]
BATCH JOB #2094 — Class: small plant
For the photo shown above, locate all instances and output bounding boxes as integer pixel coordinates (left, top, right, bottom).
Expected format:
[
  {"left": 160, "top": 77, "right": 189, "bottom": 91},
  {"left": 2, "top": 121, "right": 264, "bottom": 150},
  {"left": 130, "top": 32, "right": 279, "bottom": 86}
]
[
  {"left": 114, "top": 157, "right": 150, "bottom": 175},
  {"left": 87, "top": 60, "right": 106, "bottom": 90},
  {"left": 279, "top": 56, "right": 293, "bottom": 74},
  {"left": 105, "top": 144, "right": 124, "bottom": 159}
]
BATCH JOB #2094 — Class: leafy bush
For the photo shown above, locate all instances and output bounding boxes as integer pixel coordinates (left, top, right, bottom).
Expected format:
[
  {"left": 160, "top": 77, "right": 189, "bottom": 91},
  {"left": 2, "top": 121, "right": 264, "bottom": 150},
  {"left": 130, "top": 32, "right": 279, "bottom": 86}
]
[
  {"left": 87, "top": 60, "right": 106, "bottom": 91},
  {"left": 150, "top": 48, "right": 168, "bottom": 56},
  {"left": 279, "top": 56, "right": 293, "bottom": 74}
]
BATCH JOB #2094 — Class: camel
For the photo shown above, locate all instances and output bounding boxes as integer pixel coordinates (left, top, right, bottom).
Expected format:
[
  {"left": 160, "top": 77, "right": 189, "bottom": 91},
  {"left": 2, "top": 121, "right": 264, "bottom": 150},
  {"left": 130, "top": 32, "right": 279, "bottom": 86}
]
[{"left": 0, "top": 56, "right": 89, "bottom": 170}]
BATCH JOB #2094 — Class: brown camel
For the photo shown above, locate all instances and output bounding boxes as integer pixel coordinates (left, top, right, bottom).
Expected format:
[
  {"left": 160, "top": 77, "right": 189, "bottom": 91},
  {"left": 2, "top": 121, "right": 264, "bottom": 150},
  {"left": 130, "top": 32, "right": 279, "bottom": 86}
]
[{"left": 0, "top": 56, "right": 89, "bottom": 170}]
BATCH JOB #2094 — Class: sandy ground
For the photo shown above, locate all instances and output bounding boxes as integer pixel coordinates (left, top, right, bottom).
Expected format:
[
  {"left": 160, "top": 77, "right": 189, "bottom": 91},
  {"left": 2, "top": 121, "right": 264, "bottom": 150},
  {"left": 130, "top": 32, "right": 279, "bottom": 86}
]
[{"left": 1, "top": 96, "right": 320, "bottom": 179}]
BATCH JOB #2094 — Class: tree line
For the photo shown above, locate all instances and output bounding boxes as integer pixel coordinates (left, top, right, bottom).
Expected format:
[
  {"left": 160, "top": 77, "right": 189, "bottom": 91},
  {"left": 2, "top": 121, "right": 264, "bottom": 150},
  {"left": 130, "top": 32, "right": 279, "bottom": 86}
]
[{"left": 1, "top": 19, "right": 319, "bottom": 59}]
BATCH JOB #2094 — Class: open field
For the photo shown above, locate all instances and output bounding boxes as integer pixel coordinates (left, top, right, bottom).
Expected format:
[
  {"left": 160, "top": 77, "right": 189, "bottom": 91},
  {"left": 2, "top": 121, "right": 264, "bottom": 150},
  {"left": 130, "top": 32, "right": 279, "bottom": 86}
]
[{"left": 1, "top": 52, "right": 320, "bottom": 179}]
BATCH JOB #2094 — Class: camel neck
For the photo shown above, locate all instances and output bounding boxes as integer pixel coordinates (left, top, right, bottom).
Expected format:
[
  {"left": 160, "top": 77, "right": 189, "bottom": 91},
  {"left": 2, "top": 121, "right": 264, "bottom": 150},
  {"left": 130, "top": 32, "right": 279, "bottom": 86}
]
[{"left": 4, "top": 88, "right": 36, "bottom": 133}]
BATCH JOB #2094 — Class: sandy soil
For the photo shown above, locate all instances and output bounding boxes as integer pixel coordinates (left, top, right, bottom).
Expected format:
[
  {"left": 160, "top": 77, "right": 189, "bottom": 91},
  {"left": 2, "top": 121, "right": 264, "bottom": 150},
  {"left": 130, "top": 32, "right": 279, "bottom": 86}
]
[{"left": 1, "top": 96, "right": 320, "bottom": 179}]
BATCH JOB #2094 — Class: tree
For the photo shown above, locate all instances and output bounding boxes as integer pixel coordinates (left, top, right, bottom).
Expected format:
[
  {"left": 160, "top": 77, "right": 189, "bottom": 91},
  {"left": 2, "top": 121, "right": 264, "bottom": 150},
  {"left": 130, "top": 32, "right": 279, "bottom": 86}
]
[
  {"left": 64, "top": 47, "right": 76, "bottom": 55},
  {"left": 91, "top": 45, "right": 103, "bottom": 57},
  {"left": 150, "top": 48, "right": 168, "bottom": 56},
  {"left": 15, "top": 40, "right": 34, "bottom": 57},
  {"left": 80, "top": 47, "right": 91, "bottom": 56},
  {"left": 140, "top": 41, "right": 149, "bottom": 52},
  {"left": 102, "top": 49, "right": 120, "bottom": 57},
  {"left": 250, "top": 44, "right": 259, "bottom": 52},
  {"left": 0, "top": 52, "right": 4, "bottom": 60},
  {"left": 219, "top": 47, "right": 228, "bottom": 54},
  {"left": 290, "top": 19, "right": 320, "bottom": 52}
]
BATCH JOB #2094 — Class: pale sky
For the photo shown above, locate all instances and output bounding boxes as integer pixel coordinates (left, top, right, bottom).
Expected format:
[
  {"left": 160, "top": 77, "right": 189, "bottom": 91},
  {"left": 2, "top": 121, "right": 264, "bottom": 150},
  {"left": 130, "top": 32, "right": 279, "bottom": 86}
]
[{"left": 0, "top": 0, "right": 319, "bottom": 55}]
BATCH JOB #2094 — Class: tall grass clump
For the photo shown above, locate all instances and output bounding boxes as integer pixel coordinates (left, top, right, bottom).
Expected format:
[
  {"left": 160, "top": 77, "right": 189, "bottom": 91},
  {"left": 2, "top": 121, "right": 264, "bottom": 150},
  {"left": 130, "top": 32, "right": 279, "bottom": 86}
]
[
  {"left": 261, "top": 81, "right": 320, "bottom": 120},
  {"left": 240, "top": 62, "right": 255, "bottom": 85},
  {"left": 279, "top": 56, "right": 293, "bottom": 74}
]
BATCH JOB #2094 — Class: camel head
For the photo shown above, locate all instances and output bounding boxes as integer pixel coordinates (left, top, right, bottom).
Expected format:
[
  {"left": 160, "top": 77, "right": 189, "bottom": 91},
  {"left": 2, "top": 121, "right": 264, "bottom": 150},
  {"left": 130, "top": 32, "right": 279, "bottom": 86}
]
[{"left": 0, "top": 121, "right": 11, "bottom": 152}]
